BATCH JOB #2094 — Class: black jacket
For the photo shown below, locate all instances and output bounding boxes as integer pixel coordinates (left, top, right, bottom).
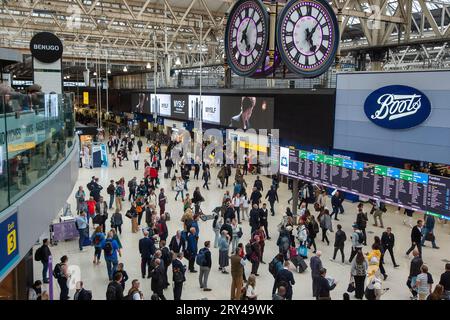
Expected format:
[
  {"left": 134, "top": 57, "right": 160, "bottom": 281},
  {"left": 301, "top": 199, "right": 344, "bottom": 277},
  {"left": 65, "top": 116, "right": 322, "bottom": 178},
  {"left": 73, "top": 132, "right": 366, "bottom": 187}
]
[
  {"left": 411, "top": 226, "right": 422, "bottom": 243},
  {"left": 316, "top": 276, "right": 336, "bottom": 298},
  {"left": 172, "top": 259, "right": 186, "bottom": 282},
  {"left": 381, "top": 232, "right": 395, "bottom": 249},
  {"left": 409, "top": 256, "right": 423, "bottom": 277},
  {"left": 259, "top": 208, "right": 268, "bottom": 223},
  {"left": 334, "top": 230, "right": 347, "bottom": 247},
  {"left": 151, "top": 265, "right": 165, "bottom": 292},
  {"left": 139, "top": 237, "right": 156, "bottom": 259},
  {"left": 220, "top": 223, "right": 233, "bottom": 239},
  {"left": 250, "top": 191, "right": 262, "bottom": 204},
  {"left": 356, "top": 212, "right": 368, "bottom": 229},
  {"left": 275, "top": 268, "right": 295, "bottom": 294},
  {"left": 169, "top": 236, "right": 186, "bottom": 253},
  {"left": 199, "top": 248, "right": 212, "bottom": 268},
  {"left": 254, "top": 179, "right": 263, "bottom": 191},
  {"left": 106, "top": 281, "right": 124, "bottom": 300},
  {"left": 74, "top": 288, "right": 92, "bottom": 301},
  {"left": 249, "top": 209, "right": 260, "bottom": 228},
  {"left": 40, "top": 245, "right": 51, "bottom": 263},
  {"left": 265, "top": 189, "right": 279, "bottom": 203}
]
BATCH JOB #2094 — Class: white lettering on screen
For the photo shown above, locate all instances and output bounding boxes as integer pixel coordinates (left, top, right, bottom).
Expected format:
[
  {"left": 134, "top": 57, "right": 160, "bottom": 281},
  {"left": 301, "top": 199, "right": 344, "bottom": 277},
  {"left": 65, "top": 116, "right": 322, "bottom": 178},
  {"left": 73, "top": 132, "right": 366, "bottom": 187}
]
[
  {"left": 371, "top": 94, "right": 422, "bottom": 121},
  {"left": 33, "top": 44, "right": 60, "bottom": 51}
]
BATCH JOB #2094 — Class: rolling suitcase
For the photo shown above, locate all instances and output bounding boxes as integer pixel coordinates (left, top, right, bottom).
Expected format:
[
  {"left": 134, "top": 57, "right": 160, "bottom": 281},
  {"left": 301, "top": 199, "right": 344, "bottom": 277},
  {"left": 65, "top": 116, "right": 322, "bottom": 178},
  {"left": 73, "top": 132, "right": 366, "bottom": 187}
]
[{"left": 291, "top": 256, "right": 308, "bottom": 273}]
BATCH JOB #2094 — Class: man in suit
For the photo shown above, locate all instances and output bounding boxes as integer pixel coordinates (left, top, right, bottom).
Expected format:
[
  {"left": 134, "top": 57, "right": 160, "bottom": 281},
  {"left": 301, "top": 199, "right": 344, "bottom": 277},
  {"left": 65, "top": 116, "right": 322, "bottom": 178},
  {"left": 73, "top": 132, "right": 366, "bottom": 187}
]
[
  {"left": 406, "top": 220, "right": 423, "bottom": 257},
  {"left": 250, "top": 187, "right": 262, "bottom": 206},
  {"left": 151, "top": 259, "right": 166, "bottom": 300},
  {"left": 253, "top": 176, "right": 263, "bottom": 192},
  {"left": 249, "top": 204, "right": 260, "bottom": 235},
  {"left": 265, "top": 186, "right": 279, "bottom": 217},
  {"left": 172, "top": 252, "right": 186, "bottom": 300},
  {"left": 259, "top": 203, "right": 270, "bottom": 240},
  {"left": 139, "top": 230, "right": 156, "bottom": 278},
  {"left": 316, "top": 268, "right": 336, "bottom": 300},
  {"left": 310, "top": 251, "right": 323, "bottom": 298},
  {"left": 273, "top": 261, "right": 295, "bottom": 300},
  {"left": 230, "top": 248, "right": 244, "bottom": 300},
  {"left": 381, "top": 227, "right": 399, "bottom": 268},
  {"left": 74, "top": 281, "right": 92, "bottom": 300},
  {"left": 169, "top": 230, "right": 186, "bottom": 254}
]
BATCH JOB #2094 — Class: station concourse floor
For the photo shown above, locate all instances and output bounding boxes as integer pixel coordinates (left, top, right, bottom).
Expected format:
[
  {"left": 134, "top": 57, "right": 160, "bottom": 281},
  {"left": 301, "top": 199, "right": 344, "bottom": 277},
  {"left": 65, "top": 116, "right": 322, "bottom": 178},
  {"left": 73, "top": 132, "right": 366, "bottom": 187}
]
[{"left": 34, "top": 151, "right": 450, "bottom": 300}]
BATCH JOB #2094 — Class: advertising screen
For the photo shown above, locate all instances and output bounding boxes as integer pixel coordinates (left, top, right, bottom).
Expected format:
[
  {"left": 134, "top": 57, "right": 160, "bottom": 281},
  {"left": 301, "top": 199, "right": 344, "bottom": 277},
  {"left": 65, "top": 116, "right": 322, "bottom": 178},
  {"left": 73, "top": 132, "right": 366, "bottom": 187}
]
[
  {"left": 151, "top": 94, "right": 171, "bottom": 116},
  {"left": 44, "top": 94, "right": 59, "bottom": 118},
  {"left": 280, "top": 147, "right": 450, "bottom": 220},
  {"left": 131, "top": 93, "right": 151, "bottom": 114},
  {"left": 171, "top": 95, "right": 189, "bottom": 120},
  {"left": 221, "top": 96, "right": 274, "bottom": 129},
  {"left": 188, "top": 95, "right": 220, "bottom": 124}
]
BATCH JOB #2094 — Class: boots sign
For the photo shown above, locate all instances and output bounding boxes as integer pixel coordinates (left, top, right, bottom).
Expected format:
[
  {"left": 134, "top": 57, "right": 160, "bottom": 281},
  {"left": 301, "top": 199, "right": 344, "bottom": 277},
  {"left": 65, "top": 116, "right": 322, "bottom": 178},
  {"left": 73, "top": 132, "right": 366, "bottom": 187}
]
[
  {"left": 364, "top": 85, "right": 432, "bottom": 129},
  {"left": 30, "top": 32, "right": 63, "bottom": 64}
]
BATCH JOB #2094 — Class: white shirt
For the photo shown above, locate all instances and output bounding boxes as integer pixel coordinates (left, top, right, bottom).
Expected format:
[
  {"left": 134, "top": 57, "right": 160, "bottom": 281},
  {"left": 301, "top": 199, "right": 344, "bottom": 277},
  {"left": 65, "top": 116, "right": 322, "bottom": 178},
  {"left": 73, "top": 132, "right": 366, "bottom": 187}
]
[
  {"left": 133, "top": 154, "right": 139, "bottom": 161},
  {"left": 241, "top": 196, "right": 249, "bottom": 208},
  {"left": 232, "top": 197, "right": 240, "bottom": 208},
  {"left": 132, "top": 292, "right": 142, "bottom": 300},
  {"left": 246, "top": 285, "right": 256, "bottom": 298}
]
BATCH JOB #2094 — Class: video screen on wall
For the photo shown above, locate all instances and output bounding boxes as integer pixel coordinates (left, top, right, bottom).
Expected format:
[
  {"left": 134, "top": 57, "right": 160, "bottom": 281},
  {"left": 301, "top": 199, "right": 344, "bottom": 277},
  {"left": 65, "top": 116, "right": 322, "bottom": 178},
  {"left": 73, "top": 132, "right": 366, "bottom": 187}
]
[
  {"left": 279, "top": 147, "right": 450, "bottom": 221},
  {"left": 151, "top": 94, "right": 171, "bottom": 117},
  {"left": 171, "top": 95, "right": 189, "bottom": 120},
  {"left": 188, "top": 95, "right": 221, "bottom": 124},
  {"left": 221, "top": 96, "right": 274, "bottom": 130},
  {"left": 131, "top": 93, "right": 151, "bottom": 114}
]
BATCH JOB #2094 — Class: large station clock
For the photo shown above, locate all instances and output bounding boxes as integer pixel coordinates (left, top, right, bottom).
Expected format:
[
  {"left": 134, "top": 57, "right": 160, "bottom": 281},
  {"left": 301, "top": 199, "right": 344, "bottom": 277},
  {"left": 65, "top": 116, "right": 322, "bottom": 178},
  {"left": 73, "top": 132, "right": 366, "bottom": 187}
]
[
  {"left": 276, "top": 0, "right": 339, "bottom": 77},
  {"left": 225, "top": 0, "right": 270, "bottom": 77}
]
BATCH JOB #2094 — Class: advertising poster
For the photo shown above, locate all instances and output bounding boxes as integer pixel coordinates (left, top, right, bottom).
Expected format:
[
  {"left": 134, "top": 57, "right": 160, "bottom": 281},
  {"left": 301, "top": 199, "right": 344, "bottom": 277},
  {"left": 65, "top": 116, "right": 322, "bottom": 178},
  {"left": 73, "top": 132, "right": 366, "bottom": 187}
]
[
  {"left": 189, "top": 95, "right": 221, "bottom": 124},
  {"left": 44, "top": 93, "right": 59, "bottom": 118},
  {"left": 151, "top": 94, "right": 171, "bottom": 117},
  {"left": 131, "top": 93, "right": 151, "bottom": 114},
  {"left": 221, "top": 96, "right": 274, "bottom": 130},
  {"left": 171, "top": 95, "right": 189, "bottom": 120}
]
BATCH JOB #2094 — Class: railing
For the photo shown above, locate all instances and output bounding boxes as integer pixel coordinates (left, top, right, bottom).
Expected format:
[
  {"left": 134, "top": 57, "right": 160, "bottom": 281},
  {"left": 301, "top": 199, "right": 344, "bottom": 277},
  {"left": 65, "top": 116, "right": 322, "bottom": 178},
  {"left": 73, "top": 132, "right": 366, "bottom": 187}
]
[{"left": 0, "top": 93, "right": 76, "bottom": 213}]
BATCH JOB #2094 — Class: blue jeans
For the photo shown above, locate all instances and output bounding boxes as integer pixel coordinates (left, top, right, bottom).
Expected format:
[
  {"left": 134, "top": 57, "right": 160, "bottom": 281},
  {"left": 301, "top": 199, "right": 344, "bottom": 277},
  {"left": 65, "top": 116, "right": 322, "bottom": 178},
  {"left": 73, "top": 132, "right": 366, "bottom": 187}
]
[
  {"left": 421, "top": 227, "right": 437, "bottom": 247},
  {"left": 175, "top": 190, "right": 184, "bottom": 201},
  {"left": 106, "top": 259, "right": 118, "bottom": 281},
  {"left": 109, "top": 194, "right": 114, "bottom": 209},
  {"left": 42, "top": 261, "right": 49, "bottom": 282},
  {"left": 78, "top": 228, "right": 87, "bottom": 250}
]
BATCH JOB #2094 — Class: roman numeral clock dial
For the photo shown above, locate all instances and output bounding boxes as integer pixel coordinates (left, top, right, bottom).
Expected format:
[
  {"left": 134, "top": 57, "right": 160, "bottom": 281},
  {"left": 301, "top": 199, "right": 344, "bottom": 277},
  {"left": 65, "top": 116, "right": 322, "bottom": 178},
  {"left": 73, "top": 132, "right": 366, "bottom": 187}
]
[
  {"left": 277, "top": 0, "right": 339, "bottom": 77},
  {"left": 225, "top": 0, "right": 269, "bottom": 77}
]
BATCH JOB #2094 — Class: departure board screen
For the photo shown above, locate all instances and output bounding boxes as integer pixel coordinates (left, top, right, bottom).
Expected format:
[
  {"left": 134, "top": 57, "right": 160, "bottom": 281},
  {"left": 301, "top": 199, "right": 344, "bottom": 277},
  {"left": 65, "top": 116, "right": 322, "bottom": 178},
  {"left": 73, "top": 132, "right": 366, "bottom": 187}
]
[{"left": 279, "top": 147, "right": 450, "bottom": 220}]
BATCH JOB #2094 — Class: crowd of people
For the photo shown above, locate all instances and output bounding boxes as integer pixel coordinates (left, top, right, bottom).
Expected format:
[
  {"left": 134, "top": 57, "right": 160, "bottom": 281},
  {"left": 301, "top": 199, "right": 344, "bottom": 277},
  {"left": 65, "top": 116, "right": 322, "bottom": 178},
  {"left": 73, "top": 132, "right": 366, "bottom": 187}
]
[{"left": 31, "top": 129, "right": 450, "bottom": 301}]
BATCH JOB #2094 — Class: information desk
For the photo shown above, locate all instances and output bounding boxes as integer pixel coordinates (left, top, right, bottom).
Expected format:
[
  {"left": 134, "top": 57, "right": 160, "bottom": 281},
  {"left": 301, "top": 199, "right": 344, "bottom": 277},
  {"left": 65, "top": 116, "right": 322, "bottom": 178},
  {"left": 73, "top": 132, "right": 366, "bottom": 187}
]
[{"left": 280, "top": 147, "right": 450, "bottom": 220}]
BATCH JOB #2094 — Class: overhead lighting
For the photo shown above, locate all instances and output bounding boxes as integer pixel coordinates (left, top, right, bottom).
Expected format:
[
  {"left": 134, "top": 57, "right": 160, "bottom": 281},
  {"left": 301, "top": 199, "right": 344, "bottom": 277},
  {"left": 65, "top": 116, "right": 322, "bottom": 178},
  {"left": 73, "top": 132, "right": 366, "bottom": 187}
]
[
  {"left": 146, "top": 62, "right": 151, "bottom": 69},
  {"left": 63, "top": 76, "right": 66, "bottom": 80},
  {"left": 93, "top": 71, "right": 97, "bottom": 76},
  {"left": 175, "top": 57, "right": 181, "bottom": 65},
  {"left": 123, "top": 66, "right": 128, "bottom": 72},
  {"left": 66, "top": 75, "right": 70, "bottom": 79},
  {"left": 13, "top": 74, "right": 16, "bottom": 78},
  {"left": 107, "top": 68, "right": 111, "bottom": 74}
]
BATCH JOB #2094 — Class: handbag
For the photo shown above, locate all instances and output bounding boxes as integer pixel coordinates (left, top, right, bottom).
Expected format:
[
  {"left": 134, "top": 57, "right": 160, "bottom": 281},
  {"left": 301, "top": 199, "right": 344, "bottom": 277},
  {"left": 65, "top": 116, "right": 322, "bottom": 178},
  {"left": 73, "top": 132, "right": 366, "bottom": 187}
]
[
  {"left": 297, "top": 245, "right": 308, "bottom": 257},
  {"left": 425, "top": 232, "right": 434, "bottom": 242},
  {"left": 347, "top": 282, "right": 356, "bottom": 293},
  {"left": 237, "top": 228, "right": 243, "bottom": 239},
  {"left": 125, "top": 211, "right": 133, "bottom": 219}
]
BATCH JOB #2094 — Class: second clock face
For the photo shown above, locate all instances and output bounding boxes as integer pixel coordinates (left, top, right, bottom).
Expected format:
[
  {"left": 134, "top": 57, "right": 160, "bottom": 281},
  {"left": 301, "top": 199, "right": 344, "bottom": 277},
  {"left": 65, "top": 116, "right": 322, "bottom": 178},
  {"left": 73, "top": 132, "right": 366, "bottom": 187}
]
[{"left": 277, "top": 0, "right": 339, "bottom": 77}]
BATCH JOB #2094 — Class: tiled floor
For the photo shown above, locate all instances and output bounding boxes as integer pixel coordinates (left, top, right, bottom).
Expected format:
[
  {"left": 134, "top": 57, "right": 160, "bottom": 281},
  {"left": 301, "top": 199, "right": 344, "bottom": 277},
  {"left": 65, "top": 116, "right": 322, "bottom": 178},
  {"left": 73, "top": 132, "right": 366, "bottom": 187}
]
[{"left": 33, "top": 146, "right": 450, "bottom": 300}]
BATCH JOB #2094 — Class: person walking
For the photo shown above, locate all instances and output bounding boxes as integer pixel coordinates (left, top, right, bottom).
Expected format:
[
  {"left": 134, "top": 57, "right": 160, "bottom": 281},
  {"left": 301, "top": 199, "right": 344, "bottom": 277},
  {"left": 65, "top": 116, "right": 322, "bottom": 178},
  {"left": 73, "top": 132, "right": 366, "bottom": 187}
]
[
  {"left": 35, "top": 239, "right": 52, "bottom": 283},
  {"left": 273, "top": 261, "right": 295, "bottom": 300},
  {"left": 75, "top": 212, "right": 89, "bottom": 251},
  {"left": 415, "top": 264, "right": 433, "bottom": 300},
  {"left": 137, "top": 139, "right": 143, "bottom": 153},
  {"left": 230, "top": 248, "right": 244, "bottom": 300},
  {"left": 249, "top": 204, "right": 260, "bottom": 235},
  {"left": 350, "top": 251, "right": 368, "bottom": 299},
  {"left": 306, "top": 215, "right": 319, "bottom": 254},
  {"left": 102, "top": 231, "right": 121, "bottom": 281},
  {"left": 202, "top": 167, "right": 210, "bottom": 190},
  {"left": 381, "top": 227, "right": 399, "bottom": 267},
  {"left": 218, "top": 230, "right": 231, "bottom": 274},
  {"left": 106, "top": 180, "right": 115, "bottom": 209},
  {"left": 348, "top": 224, "right": 364, "bottom": 263},
  {"left": 91, "top": 226, "right": 105, "bottom": 265},
  {"left": 407, "top": 249, "right": 423, "bottom": 300},
  {"left": 371, "top": 199, "right": 385, "bottom": 228},
  {"left": 95, "top": 196, "right": 109, "bottom": 235},
  {"left": 319, "top": 209, "right": 333, "bottom": 245},
  {"left": 150, "top": 259, "right": 167, "bottom": 300},
  {"left": 439, "top": 263, "right": 450, "bottom": 300},
  {"left": 110, "top": 209, "right": 123, "bottom": 235},
  {"left": 310, "top": 251, "right": 323, "bottom": 298},
  {"left": 421, "top": 214, "right": 440, "bottom": 249},
  {"left": 330, "top": 224, "right": 346, "bottom": 263},
  {"left": 356, "top": 203, "right": 368, "bottom": 245},
  {"left": 331, "top": 191, "right": 341, "bottom": 221},
  {"left": 126, "top": 279, "right": 143, "bottom": 300},
  {"left": 197, "top": 241, "right": 212, "bottom": 291},
  {"left": 175, "top": 177, "right": 185, "bottom": 201},
  {"left": 139, "top": 230, "right": 156, "bottom": 278},
  {"left": 265, "top": 186, "right": 279, "bottom": 216},
  {"left": 241, "top": 193, "right": 250, "bottom": 221},
  {"left": 106, "top": 272, "right": 124, "bottom": 300},
  {"left": 259, "top": 203, "right": 270, "bottom": 239},
  {"left": 115, "top": 181, "right": 123, "bottom": 211},
  {"left": 172, "top": 252, "right": 187, "bottom": 300},
  {"left": 406, "top": 220, "right": 423, "bottom": 257}
]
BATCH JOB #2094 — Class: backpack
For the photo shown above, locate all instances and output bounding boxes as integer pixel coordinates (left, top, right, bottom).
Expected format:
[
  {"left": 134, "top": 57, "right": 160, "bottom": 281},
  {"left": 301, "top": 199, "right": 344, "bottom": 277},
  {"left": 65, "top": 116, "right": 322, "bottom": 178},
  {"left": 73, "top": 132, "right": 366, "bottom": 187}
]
[
  {"left": 124, "top": 288, "right": 139, "bottom": 300},
  {"left": 357, "top": 232, "right": 365, "bottom": 245},
  {"left": 94, "top": 234, "right": 102, "bottom": 246},
  {"left": 87, "top": 181, "right": 94, "bottom": 192},
  {"left": 104, "top": 241, "right": 113, "bottom": 257},
  {"left": 115, "top": 186, "right": 123, "bottom": 196},
  {"left": 53, "top": 263, "right": 63, "bottom": 280},
  {"left": 268, "top": 258, "right": 278, "bottom": 277},
  {"left": 379, "top": 202, "right": 387, "bottom": 213},
  {"left": 106, "top": 283, "right": 117, "bottom": 300},
  {"left": 245, "top": 242, "right": 253, "bottom": 258},
  {"left": 107, "top": 185, "right": 115, "bottom": 195},
  {"left": 195, "top": 248, "right": 207, "bottom": 266},
  {"left": 128, "top": 180, "right": 134, "bottom": 189},
  {"left": 34, "top": 247, "right": 43, "bottom": 261},
  {"left": 313, "top": 221, "right": 320, "bottom": 234}
]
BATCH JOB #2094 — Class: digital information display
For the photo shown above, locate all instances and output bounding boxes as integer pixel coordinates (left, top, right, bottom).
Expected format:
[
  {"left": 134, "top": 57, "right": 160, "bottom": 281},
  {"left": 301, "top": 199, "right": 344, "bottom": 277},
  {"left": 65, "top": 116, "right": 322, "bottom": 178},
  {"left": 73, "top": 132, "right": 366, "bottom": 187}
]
[
  {"left": 188, "top": 95, "right": 221, "bottom": 124},
  {"left": 151, "top": 94, "right": 171, "bottom": 117},
  {"left": 279, "top": 147, "right": 450, "bottom": 220}
]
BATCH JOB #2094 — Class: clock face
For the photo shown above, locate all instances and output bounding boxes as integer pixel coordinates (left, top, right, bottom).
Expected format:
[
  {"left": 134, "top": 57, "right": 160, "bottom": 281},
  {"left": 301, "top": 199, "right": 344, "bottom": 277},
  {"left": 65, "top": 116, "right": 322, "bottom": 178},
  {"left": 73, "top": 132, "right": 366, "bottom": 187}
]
[
  {"left": 277, "top": 0, "right": 339, "bottom": 77},
  {"left": 225, "top": 0, "right": 269, "bottom": 77}
]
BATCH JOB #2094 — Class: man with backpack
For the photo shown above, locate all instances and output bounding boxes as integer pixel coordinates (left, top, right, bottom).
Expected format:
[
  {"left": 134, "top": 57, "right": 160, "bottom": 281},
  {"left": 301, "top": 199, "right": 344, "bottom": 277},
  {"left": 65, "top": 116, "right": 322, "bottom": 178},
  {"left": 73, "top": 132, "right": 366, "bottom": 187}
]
[
  {"left": 197, "top": 241, "right": 212, "bottom": 291},
  {"left": 128, "top": 177, "right": 137, "bottom": 202},
  {"left": 34, "top": 239, "right": 52, "bottom": 284},
  {"left": 269, "top": 253, "right": 284, "bottom": 280},
  {"left": 348, "top": 224, "right": 364, "bottom": 264},
  {"left": 106, "top": 180, "right": 115, "bottom": 209},
  {"left": 102, "top": 231, "right": 121, "bottom": 281},
  {"left": 273, "top": 261, "right": 295, "bottom": 300},
  {"left": 53, "top": 255, "right": 70, "bottom": 300},
  {"left": 106, "top": 272, "right": 124, "bottom": 300},
  {"left": 371, "top": 199, "right": 385, "bottom": 228},
  {"left": 356, "top": 203, "right": 368, "bottom": 245}
]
